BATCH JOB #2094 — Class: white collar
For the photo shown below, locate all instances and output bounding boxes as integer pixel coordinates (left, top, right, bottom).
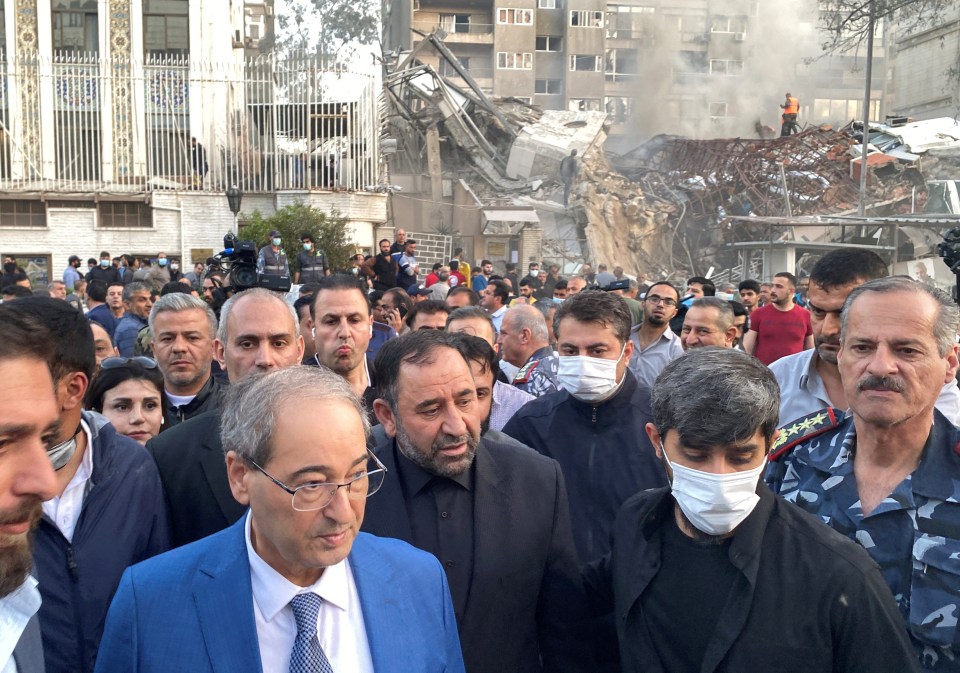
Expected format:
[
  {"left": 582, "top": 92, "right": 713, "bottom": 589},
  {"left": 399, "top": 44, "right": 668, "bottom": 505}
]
[
  {"left": 0, "top": 576, "right": 41, "bottom": 665},
  {"left": 491, "top": 305, "right": 507, "bottom": 318},
  {"left": 244, "top": 512, "right": 350, "bottom": 623}
]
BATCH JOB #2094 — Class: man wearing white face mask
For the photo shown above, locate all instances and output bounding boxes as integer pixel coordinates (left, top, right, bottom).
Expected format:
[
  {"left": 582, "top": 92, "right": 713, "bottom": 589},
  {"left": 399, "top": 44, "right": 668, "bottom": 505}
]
[
  {"left": 583, "top": 347, "right": 918, "bottom": 673},
  {"left": 503, "top": 290, "right": 667, "bottom": 564}
]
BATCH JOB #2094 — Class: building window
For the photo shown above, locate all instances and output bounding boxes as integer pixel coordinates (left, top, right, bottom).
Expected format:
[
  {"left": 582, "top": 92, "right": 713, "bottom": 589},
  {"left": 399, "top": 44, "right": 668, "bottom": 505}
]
[
  {"left": 98, "top": 202, "right": 153, "bottom": 228},
  {"left": 440, "top": 13, "right": 473, "bottom": 32},
  {"left": 709, "top": 101, "right": 728, "bottom": 117},
  {"left": 569, "top": 98, "right": 602, "bottom": 112},
  {"left": 535, "top": 78, "right": 562, "bottom": 94},
  {"left": 813, "top": 98, "right": 880, "bottom": 122},
  {"left": 439, "top": 58, "right": 470, "bottom": 77},
  {"left": 570, "top": 10, "right": 604, "bottom": 27},
  {"left": 514, "top": 96, "right": 533, "bottom": 104},
  {"left": 0, "top": 0, "right": 6, "bottom": 57},
  {"left": 709, "top": 59, "right": 743, "bottom": 75},
  {"left": 497, "top": 52, "right": 533, "bottom": 69},
  {"left": 710, "top": 15, "right": 747, "bottom": 33},
  {"left": 52, "top": 0, "right": 99, "bottom": 54},
  {"left": 144, "top": 0, "right": 189, "bottom": 59},
  {"left": 245, "top": 11, "right": 265, "bottom": 45},
  {"left": 538, "top": 0, "right": 559, "bottom": 8},
  {"left": 570, "top": 54, "right": 601, "bottom": 71},
  {"left": 606, "top": 5, "right": 654, "bottom": 39},
  {"left": 536, "top": 36, "right": 562, "bottom": 51},
  {"left": 0, "top": 200, "right": 46, "bottom": 227},
  {"left": 497, "top": 8, "right": 533, "bottom": 24},
  {"left": 605, "top": 96, "right": 632, "bottom": 122}
]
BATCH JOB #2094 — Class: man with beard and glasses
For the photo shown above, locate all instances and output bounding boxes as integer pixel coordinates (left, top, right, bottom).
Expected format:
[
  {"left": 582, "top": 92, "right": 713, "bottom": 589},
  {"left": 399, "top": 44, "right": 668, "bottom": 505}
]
[
  {"left": 767, "top": 277, "right": 960, "bottom": 672},
  {"left": 743, "top": 272, "right": 813, "bottom": 366},
  {"left": 365, "top": 330, "right": 592, "bottom": 673},
  {"left": 7, "top": 298, "right": 168, "bottom": 673},
  {"left": 769, "top": 248, "right": 960, "bottom": 426},
  {"left": 0, "top": 308, "right": 59, "bottom": 673},
  {"left": 628, "top": 281, "right": 683, "bottom": 391},
  {"left": 584, "top": 348, "right": 918, "bottom": 673}
]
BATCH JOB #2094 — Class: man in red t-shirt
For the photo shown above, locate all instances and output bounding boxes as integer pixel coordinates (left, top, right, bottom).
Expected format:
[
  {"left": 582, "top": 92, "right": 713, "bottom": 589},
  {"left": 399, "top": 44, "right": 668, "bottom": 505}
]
[{"left": 743, "top": 272, "right": 813, "bottom": 365}]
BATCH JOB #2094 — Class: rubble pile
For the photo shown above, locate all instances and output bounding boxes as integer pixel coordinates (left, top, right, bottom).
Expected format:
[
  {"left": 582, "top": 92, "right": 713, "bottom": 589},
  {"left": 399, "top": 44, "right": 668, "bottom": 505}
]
[{"left": 383, "top": 31, "right": 949, "bottom": 276}]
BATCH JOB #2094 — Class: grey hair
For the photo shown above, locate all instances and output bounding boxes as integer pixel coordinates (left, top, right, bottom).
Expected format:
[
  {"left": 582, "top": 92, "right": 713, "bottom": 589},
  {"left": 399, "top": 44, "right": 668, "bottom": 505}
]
[
  {"left": 841, "top": 276, "right": 960, "bottom": 357},
  {"left": 505, "top": 304, "right": 549, "bottom": 342},
  {"left": 220, "top": 365, "right": 371, "bottom": 465},
  {"left": 122, "top": 281, "right": 150, "bottom": 303},
  {"left": 653, "top": 347, "right": 781, "bottom": 448},
  {"left": 149, "top": 292, "right": 217, "bottom": 338},
  {"left": 216, "top": 288, "right": 299, "bottom": 343},
  {"left": 690, "top": 297, "right": 734, "bottom": 330}
]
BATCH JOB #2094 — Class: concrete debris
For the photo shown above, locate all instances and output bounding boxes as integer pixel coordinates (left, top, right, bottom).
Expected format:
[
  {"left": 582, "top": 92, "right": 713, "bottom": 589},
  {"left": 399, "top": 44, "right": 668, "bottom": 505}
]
[{"left": 382, "top": 31, "right": 944, "bottom": 276}]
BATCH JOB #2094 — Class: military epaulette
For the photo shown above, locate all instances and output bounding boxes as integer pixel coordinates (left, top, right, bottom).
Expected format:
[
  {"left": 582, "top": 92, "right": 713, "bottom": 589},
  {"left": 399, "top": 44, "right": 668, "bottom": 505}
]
[
  {"left": 769, "top": 408, "right": 844, "bottom": 462},
  {"left": 512, "top": 359, "right": 540, "bottom": 384}
]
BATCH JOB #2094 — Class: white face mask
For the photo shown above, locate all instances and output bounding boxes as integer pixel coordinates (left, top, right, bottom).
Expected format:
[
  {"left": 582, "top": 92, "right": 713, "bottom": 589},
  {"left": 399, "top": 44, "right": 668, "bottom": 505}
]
[
  {"left": 557, "top": 345, "right": 625, "bottom": 403},
  {"left": 663, "top": 445, "right": 766, "bottom": 536}
]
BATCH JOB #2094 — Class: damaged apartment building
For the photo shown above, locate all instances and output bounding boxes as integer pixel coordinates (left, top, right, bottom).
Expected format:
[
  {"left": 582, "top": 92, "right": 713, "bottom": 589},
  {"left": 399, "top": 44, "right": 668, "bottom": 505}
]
[{"left": 382, "top": 33, "right": 960, "bottom": 284}]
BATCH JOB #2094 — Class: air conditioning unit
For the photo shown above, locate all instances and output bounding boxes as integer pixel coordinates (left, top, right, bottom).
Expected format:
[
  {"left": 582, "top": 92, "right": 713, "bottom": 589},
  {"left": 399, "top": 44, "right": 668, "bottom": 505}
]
[{"left": 734, "top": 32, "right": 746, "bottom": 41}]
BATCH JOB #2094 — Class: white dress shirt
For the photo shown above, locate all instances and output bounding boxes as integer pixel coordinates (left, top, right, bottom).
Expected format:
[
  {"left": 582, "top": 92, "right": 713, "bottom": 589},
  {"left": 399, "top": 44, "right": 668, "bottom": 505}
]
[
  {"left": 769, "top": 348, "right": 960, "bottom": 426},
  {"left": 245, "top": 513, "right": 374, "bottom": 673},
  {"left": 0, "top": 576, "right": 41, "bottom": 673},
  {"left": 490, "top": 380, "right": 535, "bottom": 432},
  {"left": 41, "top": 420, "right": 94, "bottom": 543},
  {"left": 490, "top": 305, "right": 508, "bottom": 333},
  {"left": 628, "top": 325, "right": 684, "bottom": 391}
]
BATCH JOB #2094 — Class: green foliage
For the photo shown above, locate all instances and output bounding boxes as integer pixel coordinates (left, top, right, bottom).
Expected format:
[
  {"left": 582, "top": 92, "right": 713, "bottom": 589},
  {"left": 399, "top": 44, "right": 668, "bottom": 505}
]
[{"left": 243, "top": 203, "right": 356, "bottom": 273}]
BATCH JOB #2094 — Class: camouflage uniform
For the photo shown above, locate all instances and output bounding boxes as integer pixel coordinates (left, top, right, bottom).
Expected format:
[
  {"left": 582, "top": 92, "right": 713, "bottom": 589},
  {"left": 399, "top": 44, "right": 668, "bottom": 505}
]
[
  {"left": 511, "top": 346, "right": 560, "bottom": 397},
  {"left": 766, "top": 409, "right": 960, "bottom": 672}
]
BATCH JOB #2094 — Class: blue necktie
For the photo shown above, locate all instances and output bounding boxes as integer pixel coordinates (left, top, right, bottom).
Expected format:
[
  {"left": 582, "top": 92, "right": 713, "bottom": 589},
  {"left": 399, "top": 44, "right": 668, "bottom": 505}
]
[{"left": 289, "top": 593, "right": 334, "bottom": 673}]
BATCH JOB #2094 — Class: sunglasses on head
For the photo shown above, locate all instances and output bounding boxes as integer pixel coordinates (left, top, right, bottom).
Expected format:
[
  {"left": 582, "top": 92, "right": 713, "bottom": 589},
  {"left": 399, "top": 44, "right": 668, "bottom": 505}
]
[{"left": 100, "top": 356, "right": 158, "bottom": 370}]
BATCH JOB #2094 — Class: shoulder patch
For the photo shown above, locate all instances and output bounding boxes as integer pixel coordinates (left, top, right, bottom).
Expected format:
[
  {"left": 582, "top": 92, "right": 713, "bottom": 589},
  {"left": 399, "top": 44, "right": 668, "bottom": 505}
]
[
  {"left": 770, "top": 408, "right": 844, "bottom": 462},
  {"left": 512, "top": 359, "right": 540, "bottom": 384}
]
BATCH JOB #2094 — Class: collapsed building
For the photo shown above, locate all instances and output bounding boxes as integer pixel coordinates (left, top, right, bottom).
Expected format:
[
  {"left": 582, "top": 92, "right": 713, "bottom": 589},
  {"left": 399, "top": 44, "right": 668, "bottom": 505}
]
[{"left": 382, "top": 32, "right": 960, "bottom": 283}]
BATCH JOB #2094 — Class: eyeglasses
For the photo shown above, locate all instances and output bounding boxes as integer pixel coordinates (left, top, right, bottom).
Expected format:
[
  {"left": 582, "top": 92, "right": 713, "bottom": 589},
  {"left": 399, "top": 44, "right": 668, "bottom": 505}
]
[
  {"left": 645, "top": 295, "right": 677, "bottom": 307},
  {"left": 244, "top": 452, "right": 388, "bottom": 511},
  {"left": 100, "top": 356, "right": 158, "bottom": 370}
]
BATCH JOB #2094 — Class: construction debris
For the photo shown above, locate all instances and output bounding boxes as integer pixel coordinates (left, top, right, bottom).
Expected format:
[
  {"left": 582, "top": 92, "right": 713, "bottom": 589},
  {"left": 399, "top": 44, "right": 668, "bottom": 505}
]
[{"left": 382, "top": 31, "right": 952, "bottom": 277}]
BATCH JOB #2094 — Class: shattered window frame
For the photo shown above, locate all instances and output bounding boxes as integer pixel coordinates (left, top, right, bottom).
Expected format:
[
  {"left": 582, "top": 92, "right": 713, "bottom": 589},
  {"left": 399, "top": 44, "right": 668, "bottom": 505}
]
[
  {"left": 569, "top": 54, "right": 601, "bottom": 72},
  {"left": 535, "top": 78, "right": 562, "bottom": 94},
  {"left": 604, "top": 95, "right": 632, "bottom": 122},
  {"left": 568, "top": 98, "right": 602, "bottom": 112},
  {"left": 709, "top": 15, "right": 747, "bottom": 33},
  {"left": 497, "top": 8, "right": 533, "bottom": 24},
  {"left": 497, "top": 51, "right": 533, "bottom": 70},
  {"left": 570, "top": 10, "right": 604, "bottom": 27},
  {"left": 708, "top": 101, "right": 728, "bottom": 118},
  {"left": 536, "top": 35, "right": 562, "bottom": 51}
]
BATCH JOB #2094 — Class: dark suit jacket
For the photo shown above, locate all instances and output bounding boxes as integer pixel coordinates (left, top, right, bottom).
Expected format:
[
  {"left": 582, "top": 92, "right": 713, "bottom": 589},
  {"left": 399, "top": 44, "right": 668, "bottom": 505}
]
[
  {"left": 146, "top": 410, "right": 246, "bottom": 548},
  {"left": 364, "top": 436, "right": 592, "bottom": 673},
  {"left": 13, "top": 614, "right": 45, "bottom": 673}
]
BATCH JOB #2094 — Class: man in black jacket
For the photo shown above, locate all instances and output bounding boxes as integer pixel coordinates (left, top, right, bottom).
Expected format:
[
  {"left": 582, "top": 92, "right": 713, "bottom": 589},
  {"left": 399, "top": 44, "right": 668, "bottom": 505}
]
[
  {"left": 583, "top": 347, "right": 919, "bottom": 673},
  {"left": 8, "top": 298, "right": 168, "bottom": 673},
  {"left": 146, "top": 288, "right": 304, "bottom": 547},
  {"left": 503, "top": 290, "right": 667, "bottom": 563},
  {"left": 366, "top": 330, "right": 592, "bottom": 673},
  {"left": 149, "top": 293, "right": 220, "bottom": 427}
]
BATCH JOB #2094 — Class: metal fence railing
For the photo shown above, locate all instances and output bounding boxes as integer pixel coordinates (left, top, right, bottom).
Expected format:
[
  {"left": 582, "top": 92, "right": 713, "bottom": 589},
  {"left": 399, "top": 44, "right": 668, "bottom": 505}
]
[{"left": 0, "top": 52, "right": 379, "bottom": 194}]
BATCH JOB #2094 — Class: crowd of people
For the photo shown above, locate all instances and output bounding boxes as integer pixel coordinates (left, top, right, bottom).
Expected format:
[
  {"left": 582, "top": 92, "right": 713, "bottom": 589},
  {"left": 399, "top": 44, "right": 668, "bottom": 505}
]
[{"left": 1, "top": 238, "right": 959, "bottom": 673}]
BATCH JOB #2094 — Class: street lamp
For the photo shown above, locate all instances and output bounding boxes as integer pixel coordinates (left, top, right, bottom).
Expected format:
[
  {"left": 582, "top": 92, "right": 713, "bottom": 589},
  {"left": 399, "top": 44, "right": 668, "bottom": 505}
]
[{"left": 226, "top": 185, "right": 243, "bottom": 235}]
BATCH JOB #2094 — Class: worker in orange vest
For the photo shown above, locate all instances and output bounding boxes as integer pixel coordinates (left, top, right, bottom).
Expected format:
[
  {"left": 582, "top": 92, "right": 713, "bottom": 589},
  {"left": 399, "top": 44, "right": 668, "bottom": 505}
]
[{"left": 780, "top": 93, "right": 800, "bottom": 136}]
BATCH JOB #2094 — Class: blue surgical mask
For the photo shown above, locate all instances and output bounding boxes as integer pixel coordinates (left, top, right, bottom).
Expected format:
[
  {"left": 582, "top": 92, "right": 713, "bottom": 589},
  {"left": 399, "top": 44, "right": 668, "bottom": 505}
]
[
  {"left": 158, "top": 258, "right": 168, "bottom": 267},
  {"left": 100, "top": 259, "right": 110, "bottom": 268},
  {"left": 272, "top": 237, "right": 282, "bottom": 247},
  {"left": 303, "top": 242, "right": 312, "bottom": 251}
]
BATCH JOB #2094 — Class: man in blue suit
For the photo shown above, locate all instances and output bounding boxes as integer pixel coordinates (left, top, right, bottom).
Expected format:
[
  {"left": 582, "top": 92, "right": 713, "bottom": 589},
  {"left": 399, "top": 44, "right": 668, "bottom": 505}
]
[{"left": 95, "top": 365, "right": 465, "bottom": 673}]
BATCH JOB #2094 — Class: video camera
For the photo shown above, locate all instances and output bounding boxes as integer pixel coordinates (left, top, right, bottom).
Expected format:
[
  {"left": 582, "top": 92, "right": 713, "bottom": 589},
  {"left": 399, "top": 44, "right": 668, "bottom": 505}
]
[{"left": 209, "top": 233, "right": 291, "bottom": 293}]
